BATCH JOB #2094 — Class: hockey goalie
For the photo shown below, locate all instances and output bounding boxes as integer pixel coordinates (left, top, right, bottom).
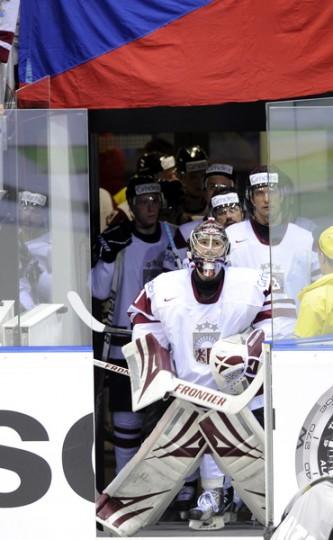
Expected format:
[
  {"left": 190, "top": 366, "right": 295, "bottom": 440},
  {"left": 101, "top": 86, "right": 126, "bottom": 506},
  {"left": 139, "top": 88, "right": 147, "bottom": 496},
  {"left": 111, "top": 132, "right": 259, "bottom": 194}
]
[{"left": 96, "top": 218, "right": 269, "bottom": 536}]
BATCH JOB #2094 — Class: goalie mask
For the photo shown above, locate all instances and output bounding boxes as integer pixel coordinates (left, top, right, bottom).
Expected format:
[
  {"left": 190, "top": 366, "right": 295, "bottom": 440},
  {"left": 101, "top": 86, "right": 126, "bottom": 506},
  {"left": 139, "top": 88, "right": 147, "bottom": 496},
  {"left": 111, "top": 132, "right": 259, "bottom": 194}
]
[{"left": 189, "top": 217, "right": 230, "bottom": 279}]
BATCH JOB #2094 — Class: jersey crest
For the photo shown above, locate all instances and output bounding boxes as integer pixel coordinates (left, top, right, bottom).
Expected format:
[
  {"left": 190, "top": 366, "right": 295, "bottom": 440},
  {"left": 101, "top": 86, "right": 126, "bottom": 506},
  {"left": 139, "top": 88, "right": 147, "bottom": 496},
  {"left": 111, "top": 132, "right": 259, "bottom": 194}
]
[
  {"left": 143, "top": 252, "right": 167, "bottom": 284},
  {"left": 259, "top": 262, "right": 285, "bottom": 293},
  {"left": 193, "top": 321, "right": 220, "bottom": 365}
]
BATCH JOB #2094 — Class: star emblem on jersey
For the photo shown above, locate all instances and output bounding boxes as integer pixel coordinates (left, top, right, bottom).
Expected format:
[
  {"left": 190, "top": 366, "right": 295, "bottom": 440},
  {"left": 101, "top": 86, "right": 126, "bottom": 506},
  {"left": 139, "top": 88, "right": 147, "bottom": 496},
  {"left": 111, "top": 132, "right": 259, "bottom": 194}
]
[
  {"left": 196, "top": 321, "right": 218, "bottom": 332},
  {"left": 193, "top": 321, "right": 220, "bottom": 365}
]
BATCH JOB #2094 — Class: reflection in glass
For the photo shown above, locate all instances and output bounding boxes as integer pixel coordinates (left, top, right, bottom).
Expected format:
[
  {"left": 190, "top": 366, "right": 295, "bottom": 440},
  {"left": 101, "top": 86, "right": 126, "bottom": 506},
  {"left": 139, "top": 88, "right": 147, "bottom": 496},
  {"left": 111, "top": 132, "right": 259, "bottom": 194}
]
[
  {"left": 267, "top": 98, "right": 333, "bottom": 343},
  {"left": 0, "top": 110, "right": 91, "bottom": 347}
]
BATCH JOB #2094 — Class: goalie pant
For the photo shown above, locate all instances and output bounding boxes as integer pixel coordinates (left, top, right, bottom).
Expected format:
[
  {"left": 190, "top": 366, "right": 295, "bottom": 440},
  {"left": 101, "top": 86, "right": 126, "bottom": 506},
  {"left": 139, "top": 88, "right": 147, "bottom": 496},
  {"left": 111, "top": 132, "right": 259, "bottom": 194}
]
[{"left": 96, "top": 398, "right": 265, "bottom": 537}]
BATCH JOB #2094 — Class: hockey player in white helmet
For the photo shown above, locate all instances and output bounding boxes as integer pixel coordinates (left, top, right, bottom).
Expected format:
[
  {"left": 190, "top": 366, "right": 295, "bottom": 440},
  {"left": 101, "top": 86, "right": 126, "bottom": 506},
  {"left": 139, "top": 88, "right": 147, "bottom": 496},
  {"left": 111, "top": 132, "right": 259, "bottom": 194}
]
[
  {"left": 204, "top": 163, "right": 236, "bottom": 206},
  {"left": 227, "top": 166, "right": 320, "bottom": 341},
  {"left": 91, "top": 174, "right": 176, "bottom": 487},
  {"left": 209, "top": 188, "right": 244, "bottom": 228},
  {"left": 136, "top": 151, "right": 185, "bottom": 225}
]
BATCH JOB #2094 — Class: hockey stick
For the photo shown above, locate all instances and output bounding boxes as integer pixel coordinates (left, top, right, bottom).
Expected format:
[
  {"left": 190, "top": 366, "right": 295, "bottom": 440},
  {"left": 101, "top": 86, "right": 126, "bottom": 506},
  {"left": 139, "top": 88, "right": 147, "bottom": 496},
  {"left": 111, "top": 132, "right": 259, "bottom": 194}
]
[
  {"left": 93, "top": 356, "right": 263, "bottom": 415},
  {"left": 162, "top": 221, "right": 183, "bottom": 270},
  {"left": 67, "top": 290, "right": 131, "bottom": 336},
  {"left": 68, "top": 291, "right": 263, "bottom": 413},
  {"left": 94, "top": 358, "right": 129, "bottom": 376},
  {"left": 172, "top": 368, "right": 263, "bottom": 414}
]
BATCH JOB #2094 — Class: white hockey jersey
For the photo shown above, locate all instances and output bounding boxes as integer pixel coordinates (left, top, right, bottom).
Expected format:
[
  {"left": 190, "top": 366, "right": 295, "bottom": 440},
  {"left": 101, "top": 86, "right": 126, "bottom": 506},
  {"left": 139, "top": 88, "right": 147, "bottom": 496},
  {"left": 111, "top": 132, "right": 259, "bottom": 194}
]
[
  {"left": 128, "top": 266, "right": 269, "bottom": 390},
  {"left": 226, "top": 220, "right": 320, "bottom": 339},
  {"left": 91, "top": 222, "right": 173, "bottom": 358}
]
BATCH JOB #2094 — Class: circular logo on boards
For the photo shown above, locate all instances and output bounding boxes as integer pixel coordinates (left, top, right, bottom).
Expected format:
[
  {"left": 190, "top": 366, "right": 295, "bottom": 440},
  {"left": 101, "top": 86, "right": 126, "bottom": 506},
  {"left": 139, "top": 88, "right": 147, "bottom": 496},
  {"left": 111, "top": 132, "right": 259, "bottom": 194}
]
[{"left": 295, "top": 385, "right": 333, "bottom": 487}]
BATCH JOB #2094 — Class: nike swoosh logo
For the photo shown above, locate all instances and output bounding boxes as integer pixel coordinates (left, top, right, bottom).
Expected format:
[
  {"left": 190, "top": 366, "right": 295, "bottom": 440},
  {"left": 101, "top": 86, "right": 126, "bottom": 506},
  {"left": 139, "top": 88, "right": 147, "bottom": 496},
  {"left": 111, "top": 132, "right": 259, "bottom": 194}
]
[
  {"left": 164, "top": 297, "right": 176, "bottom": 302},
  {"left": 235, "top": 239, "right": 247, "bottom": 243}
]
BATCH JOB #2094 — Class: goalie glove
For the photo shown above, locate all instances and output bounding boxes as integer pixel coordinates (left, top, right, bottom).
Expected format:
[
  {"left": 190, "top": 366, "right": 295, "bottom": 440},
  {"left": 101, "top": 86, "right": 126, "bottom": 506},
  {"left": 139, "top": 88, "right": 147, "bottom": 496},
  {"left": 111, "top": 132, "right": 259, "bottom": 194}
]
[
  {"left": 210, "top": 328, "right": 264, "bottom": 395},
  {"left": 94, "top": 220, "right": 132, "bottom": 264}
]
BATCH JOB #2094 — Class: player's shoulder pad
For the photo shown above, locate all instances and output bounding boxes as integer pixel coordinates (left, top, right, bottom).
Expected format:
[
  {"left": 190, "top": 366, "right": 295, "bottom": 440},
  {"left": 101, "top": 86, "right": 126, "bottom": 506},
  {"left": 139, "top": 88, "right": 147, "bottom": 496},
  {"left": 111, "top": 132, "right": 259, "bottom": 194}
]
[
  {"left": 224, "top": 266, "right": 269, "bottom": 308},
  {"left": 225, "top": 265, "right": 260, "bottom": 287},
  {"left": 146, "top": 268, "right": 188, "bottom": 297},
  {"left": 287, "top": 221, "right": 314, "bottom": 243},
  {"left": 226, "top": 220, "right": 248, "bottom": 242}
]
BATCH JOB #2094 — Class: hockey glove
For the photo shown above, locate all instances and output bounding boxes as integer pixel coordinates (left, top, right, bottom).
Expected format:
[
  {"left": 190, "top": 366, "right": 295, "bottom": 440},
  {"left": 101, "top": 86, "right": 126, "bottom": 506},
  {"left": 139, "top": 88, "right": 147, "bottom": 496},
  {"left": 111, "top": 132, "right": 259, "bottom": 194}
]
[{"left": 94, "top": 221, "right": 132, "bottom": 263}]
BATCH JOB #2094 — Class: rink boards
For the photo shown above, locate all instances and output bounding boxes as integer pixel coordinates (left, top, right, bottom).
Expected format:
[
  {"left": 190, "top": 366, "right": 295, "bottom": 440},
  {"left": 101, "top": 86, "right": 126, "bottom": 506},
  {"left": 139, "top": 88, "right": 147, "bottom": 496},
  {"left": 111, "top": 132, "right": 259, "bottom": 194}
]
[
  {"left": 1, "top": 343, "right": 332, "bottom": 539},
  {"left": 0, "top": 347, "right": 96, "bottom": 540},
  {"left": 265, "top": 341, "right": 333, "bottom": 528}
]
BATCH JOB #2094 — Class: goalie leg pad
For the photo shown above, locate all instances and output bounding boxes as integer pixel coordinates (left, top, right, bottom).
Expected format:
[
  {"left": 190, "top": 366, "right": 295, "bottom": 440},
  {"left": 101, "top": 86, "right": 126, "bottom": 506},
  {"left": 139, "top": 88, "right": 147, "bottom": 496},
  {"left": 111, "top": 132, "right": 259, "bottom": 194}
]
[
  {"left": 97, "top": 399, "right": 207, "bottom": 537},
  {"left": 198, "top": 408, "right": 266, "bottom": 525}
]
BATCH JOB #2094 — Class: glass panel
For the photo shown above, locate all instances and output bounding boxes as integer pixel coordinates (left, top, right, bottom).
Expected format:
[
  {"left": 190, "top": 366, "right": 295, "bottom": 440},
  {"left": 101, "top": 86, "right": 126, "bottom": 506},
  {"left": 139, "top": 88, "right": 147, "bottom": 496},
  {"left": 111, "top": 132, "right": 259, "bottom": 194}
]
[
  {"left": 266, "top": 97, "right": 333, "bottom": 343},
  {"left": 0, "top": 109, "right": 91, "bottom": 346},
  {"left": 0, "top": 110, "right": 19, "bottom": 341}
]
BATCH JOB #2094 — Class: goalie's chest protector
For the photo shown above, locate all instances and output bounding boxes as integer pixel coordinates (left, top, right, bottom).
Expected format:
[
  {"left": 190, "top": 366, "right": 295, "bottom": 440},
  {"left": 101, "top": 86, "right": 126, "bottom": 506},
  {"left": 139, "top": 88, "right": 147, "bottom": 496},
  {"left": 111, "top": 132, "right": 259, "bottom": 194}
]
[{"left": 150, "top": 267, "right": 265, "bottom": 388}]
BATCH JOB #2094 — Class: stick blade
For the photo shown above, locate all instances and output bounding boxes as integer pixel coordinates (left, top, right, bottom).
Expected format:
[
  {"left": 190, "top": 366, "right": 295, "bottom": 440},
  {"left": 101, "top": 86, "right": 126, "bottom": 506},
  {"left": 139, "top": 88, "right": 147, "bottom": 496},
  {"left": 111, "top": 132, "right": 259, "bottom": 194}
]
[{"left": 67, "top": 290, "right": 105, "bottom": 333}]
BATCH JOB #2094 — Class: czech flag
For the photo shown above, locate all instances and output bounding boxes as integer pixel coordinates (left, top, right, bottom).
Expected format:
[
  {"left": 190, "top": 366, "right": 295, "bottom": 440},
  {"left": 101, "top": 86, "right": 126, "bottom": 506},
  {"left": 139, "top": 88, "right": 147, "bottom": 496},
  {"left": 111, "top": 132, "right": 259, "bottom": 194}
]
[{"left": 19, "top": 0, "right": 333, "bottom": 108}]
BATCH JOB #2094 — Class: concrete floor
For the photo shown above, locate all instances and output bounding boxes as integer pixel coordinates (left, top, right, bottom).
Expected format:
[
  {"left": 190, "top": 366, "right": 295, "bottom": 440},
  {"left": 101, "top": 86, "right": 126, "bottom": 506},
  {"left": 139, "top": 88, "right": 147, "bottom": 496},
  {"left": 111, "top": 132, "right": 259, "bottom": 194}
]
[
  {"left": 97, "top": 523, "right": 265, "bottom": 538},
  {"left": 96, "top": 513, "right": 266, "bottom": 538}
]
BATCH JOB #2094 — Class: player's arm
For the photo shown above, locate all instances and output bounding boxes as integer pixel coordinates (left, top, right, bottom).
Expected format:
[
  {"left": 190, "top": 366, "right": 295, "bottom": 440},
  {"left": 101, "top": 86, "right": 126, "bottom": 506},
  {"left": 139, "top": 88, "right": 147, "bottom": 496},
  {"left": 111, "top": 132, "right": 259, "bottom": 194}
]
[
  {"left": 19, "top": 276, "right": 35, "bottom": 311},
  {"left": 128, "top": 286, "right": 169, "bottom": 350},
  {"left": 91, "top": 221, "right": 132, "bottom": 300},
  {"left": 251, "top": 273, "right": 272, "bottom": 338},
  {"left": 93, "top": 221, "right": 132, "bottom": 265}
]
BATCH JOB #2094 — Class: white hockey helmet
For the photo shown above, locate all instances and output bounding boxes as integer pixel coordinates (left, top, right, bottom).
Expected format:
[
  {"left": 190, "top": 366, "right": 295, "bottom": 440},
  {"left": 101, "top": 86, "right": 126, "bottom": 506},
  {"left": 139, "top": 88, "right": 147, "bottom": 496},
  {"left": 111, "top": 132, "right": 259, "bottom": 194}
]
[{"left": 189, "top": 217, "right": 230, "bottom": 279}]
